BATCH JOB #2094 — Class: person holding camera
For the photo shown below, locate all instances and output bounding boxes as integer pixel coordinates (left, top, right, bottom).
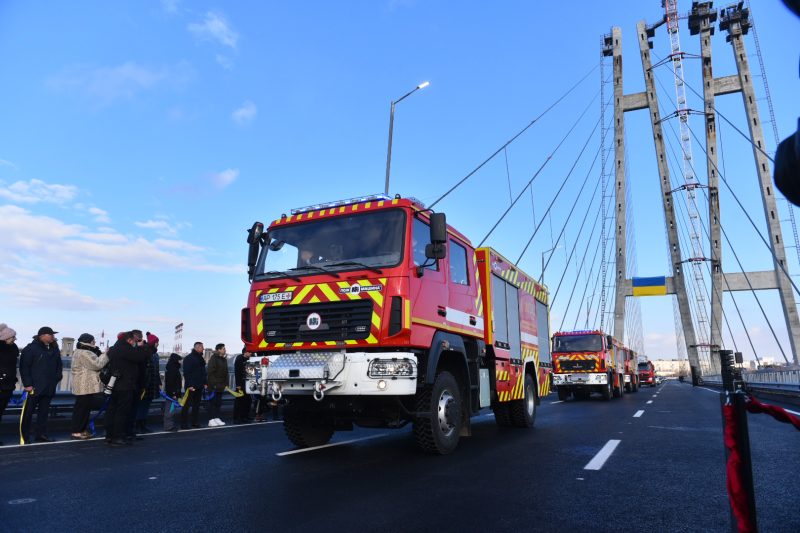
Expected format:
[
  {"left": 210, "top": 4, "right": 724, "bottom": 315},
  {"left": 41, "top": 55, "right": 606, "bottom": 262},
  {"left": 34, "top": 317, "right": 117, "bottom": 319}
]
[
  {"left": 104, "top": 331, "right": 149, "bottom": 446},
  {"left": 180, "top": 342, "right": 207, "bottom": 429},
  {"left": 70, "top": 333, "right": 108, "bottom": 440},
  {"left": 19, "top": 326, "right": 63, "bottom": 444}
]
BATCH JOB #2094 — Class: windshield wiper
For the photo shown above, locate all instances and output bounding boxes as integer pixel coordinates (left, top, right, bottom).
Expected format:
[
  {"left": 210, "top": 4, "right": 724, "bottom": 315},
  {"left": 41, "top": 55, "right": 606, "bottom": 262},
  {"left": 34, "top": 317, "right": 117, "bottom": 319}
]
[
  {"left": 289, "top": 265, "right": 340, "bottom": 278},
  {"left": 323, "top": 261, "right": 383, "bottom": 274},
  {"left": 259, "top": 270, "right": 302, "bottom": 282}
]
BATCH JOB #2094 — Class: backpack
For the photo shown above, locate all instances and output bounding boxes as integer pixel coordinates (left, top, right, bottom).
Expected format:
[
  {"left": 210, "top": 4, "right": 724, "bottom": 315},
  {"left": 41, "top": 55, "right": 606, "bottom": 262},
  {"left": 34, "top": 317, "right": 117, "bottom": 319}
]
[{"left": 99, "top": 363, "right": 112, "bottom": 385}]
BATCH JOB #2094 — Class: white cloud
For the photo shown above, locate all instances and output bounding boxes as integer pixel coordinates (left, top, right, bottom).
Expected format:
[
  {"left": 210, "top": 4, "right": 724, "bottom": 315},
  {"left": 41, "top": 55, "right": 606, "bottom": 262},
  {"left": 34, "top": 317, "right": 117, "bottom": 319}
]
[
  {"left": 135, "top": 219, "right": 172, "bottom": 232},
  {"left": 0, "top": 276, "right": 129, "bottom": 311},
  {"left": 88, "top": 206, "right": 110, "bottom": 223},
  {"left": 188, "top": 12, "right": 238, "bottom": 49},
  {"left": 0, "top": 158, "right": 17, "bottom": 169},
  {"left": 47, "top": 62, "right": 193, "bottom": 105},
  {"left": 0, "top": 178, "right": 77, "bottom": 204},
  {"left": 215, "top": 54, "right": 234, "bottom": 70},
  {"left": 212, "top": 168, "right": 239, "bottom": 189},
  {"left": 232, "top": 100, "right": 257, "bottom": 125},
  {"left": 0, "top": 205, "right": 238, "bottom": 274},
  {"left": 154, "top": 238, "right": 204, "bottom": 252}
]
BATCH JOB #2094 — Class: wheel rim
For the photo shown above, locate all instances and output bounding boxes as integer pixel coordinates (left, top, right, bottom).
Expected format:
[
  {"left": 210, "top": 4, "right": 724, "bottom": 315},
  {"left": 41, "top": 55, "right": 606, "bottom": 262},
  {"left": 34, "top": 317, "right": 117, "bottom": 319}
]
[
  {"left": 437, "top": 389, "right": 457, "bottom": 437},
  {"left": 525, "top": 382, "right": 535, "bottom": 417}
]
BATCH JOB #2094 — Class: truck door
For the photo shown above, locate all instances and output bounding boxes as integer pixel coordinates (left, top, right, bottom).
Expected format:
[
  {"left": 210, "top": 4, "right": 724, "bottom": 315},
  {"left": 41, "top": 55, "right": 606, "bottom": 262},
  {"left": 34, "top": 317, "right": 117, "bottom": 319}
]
[
  {"left": 446, "top": 238, "right": 482, "bottom": 336},
  {"left": 409, "top": 217, "right": 447, "bottom": 347}
]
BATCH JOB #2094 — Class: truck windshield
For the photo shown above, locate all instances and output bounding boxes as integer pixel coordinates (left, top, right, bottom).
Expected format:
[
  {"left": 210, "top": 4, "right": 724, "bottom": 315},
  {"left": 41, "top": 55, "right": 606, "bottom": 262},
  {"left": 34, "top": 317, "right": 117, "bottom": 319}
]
[
  {"left": 638, "top": 363, "right": 651, "bottom": 371},
  {"left": 552, "top": 334, "right": 603, "bottom": 353},
  {"left": 254, "top": 209, "right": 406, "bottom": 279}
]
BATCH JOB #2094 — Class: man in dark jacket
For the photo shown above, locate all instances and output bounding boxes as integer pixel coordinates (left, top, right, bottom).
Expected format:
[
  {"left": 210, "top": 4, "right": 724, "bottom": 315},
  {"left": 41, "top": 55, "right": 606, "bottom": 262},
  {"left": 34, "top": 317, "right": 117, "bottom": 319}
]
[
  {"left": 163, "top": 353, "right": 182, "bottom": 431},
  {"left": 19, "top": 326, "right": 63, "bottom": 443},
  {"left": 180, "top": 342, "right": 207, "bottom": 429},
  {"left": 104, "top": 331, "right": 149, "bottom": 446},
  {"left": 233, "top": 347, "right": 252, "bottom": 423},
  {"left": 135, "top": 332, "right": 162, "bottom": 433}
]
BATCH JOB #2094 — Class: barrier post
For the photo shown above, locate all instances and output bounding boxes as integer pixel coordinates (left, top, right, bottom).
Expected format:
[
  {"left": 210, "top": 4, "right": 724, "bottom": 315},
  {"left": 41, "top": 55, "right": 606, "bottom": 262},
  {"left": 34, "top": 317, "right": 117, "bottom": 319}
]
[{"left": 719, "top": 348, "right": 758, "bottom": 533}]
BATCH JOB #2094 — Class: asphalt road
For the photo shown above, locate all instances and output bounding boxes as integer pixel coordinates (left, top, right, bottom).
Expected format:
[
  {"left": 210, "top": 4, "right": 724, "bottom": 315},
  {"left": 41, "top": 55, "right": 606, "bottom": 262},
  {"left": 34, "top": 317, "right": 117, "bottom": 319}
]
[{"left": 1, "top": 381, "right": 798, "bottom": 532}]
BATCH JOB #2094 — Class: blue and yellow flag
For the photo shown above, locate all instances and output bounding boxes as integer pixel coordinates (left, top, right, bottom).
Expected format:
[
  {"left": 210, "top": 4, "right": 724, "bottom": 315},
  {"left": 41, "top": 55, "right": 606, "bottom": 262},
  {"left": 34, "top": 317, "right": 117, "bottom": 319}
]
[{"left": 632, "top": 276, "right": 667, "bottom": 296}]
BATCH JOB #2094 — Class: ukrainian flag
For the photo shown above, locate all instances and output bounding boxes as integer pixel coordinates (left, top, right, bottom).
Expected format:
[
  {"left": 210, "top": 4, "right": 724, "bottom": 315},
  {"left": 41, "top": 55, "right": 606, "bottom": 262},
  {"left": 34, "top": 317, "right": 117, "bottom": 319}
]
[{"left": 632, "top": 276, "right": 667, "bottom": 296}]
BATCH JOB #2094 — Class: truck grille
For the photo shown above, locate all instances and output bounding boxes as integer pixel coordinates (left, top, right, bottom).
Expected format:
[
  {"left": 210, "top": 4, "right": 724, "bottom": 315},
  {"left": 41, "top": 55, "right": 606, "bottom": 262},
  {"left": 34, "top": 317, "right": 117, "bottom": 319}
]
[
  {"left": 262, "top": 300, "right": 373, "bottom": 344},
  {"left": 559, "top": 359, "right": 597, "bottom": 372}
]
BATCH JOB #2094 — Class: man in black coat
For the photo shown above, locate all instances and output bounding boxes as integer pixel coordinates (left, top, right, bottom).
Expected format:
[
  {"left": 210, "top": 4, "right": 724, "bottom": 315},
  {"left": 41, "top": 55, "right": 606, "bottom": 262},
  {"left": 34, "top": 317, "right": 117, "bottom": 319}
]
[
  {"left": 19, "top": 326, "right": 63, "bottom": 443},
  {"left": 180, "top": 342, "right": 207, "bottom": 429},
  {"left": 104, "top": 331, "right": 149, "bottom": 446},
  {"left": 233, "top": 346, "right": 252, "bottom": 423},
  {"left": 0, "top": 323, "right": 20, "bottom": 445}
]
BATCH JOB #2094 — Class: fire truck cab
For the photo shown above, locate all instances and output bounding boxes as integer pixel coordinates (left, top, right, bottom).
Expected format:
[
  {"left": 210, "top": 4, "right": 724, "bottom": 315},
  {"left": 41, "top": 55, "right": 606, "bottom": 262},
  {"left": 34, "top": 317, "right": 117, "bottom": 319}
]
[{"left": 551, "top": 330, "right": 632, "bottom": 401}]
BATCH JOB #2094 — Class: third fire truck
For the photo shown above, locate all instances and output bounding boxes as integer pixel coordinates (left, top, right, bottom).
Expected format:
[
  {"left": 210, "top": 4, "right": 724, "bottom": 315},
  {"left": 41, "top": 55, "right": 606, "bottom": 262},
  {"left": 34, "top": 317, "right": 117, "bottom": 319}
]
[
  {"left": 551, "top": 330, "right": 639, "bottom": 400},
  {"left": 241, "top": 194, "right": 552, "bottom": 454}
]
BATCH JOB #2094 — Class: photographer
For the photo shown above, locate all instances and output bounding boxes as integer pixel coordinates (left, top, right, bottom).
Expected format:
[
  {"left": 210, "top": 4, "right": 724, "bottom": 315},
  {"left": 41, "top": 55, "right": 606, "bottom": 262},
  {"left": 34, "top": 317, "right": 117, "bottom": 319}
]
[
  {"left": 69, "top": 333, "right": 108, "bottom": 440},
  {"left": 104, "top": 331, "right": 149, "bottom": 447}
]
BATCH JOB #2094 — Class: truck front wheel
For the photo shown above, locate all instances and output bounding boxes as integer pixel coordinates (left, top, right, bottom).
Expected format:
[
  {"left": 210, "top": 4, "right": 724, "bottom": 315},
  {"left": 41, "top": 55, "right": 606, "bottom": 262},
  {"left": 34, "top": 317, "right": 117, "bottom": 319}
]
[
  {"left": 283, "top": 410, "right": 334, "bottom": 448},
  {"left": 601, "top": 375, "right": 612, "bottom": 401},
  {"left": 414, "top": 370, "right": 463, "bottom": 455},
  {"left": 510, "top": 374, "right": 537, "bottom": 428}
]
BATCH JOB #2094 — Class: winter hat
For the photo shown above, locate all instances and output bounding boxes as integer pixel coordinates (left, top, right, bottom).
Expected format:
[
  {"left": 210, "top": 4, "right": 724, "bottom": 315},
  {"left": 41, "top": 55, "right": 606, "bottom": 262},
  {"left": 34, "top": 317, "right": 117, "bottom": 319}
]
[
  {"left": 78, "top": 333, "right": 95, "bottom": 344},
  {"left": 146, "top": 332, "right": 159, "bottom": 345},
  {"left": 117, "top": 331, "right": 126, "bottom": 340},
  {"left": 0, "top": 323, "right": 16, "bottom": 341}
]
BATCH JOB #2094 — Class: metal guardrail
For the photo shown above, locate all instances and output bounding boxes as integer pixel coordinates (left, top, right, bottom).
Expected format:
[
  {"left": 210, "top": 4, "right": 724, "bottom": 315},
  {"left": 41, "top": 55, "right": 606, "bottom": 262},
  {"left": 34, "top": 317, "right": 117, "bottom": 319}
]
[{"left": 702, "top": 371, "right": 800, "bottom": 397}]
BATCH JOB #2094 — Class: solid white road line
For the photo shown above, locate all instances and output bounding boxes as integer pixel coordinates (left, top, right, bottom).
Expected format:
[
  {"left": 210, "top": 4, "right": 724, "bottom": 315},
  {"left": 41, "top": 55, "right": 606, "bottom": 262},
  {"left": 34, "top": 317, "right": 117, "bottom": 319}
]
[
  {"left": 584, "top": 439, "right": 621, "bottom": 471},
  {"left": 276, "top": 434, "right": 387, "bottom": 456},
  {"left": 646, "top": 400, "right": 653, "bottom": 404},
  {"left": 0, "top": 420, "right": 281, "bottom": 450},
  {"left": 550, "top": 400, "right": 564, "bottom": 404},
  {"left": 698, "top": 387, "right": 721, "bottom": 394},
  {"left": 786, "top": 408, "right": 800, "bottom": 416},
  {"left": 633, "top": 410, "right": 644, "bottom": 418}
]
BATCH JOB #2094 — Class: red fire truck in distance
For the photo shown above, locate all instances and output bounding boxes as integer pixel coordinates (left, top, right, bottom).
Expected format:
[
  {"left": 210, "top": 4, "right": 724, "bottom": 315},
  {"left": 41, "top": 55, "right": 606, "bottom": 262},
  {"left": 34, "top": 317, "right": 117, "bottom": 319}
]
[
  {"left": 551, "top": 330, "right": 638, "bottom": 401},
  {"left": 638, "top": 358, "right": 656, "bottom": 387},
  {"left": 241, "top": 194, "right": 552, "bottom": 454}
]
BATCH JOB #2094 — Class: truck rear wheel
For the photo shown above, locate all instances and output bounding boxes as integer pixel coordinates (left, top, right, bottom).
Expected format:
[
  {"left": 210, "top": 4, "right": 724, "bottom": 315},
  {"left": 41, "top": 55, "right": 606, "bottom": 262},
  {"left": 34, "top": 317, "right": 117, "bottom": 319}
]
[
  {"left": 414, "top": 371, "right": 463, "bottom": 455},
  {"left": 557, "top": 387, "right": 568, "bottom": 401},
  {"left": 510, "top": 374, "right": 537, "bottom": 428},
  {"left": 283, "top": 411, "right": 334, "bottom": 448}
]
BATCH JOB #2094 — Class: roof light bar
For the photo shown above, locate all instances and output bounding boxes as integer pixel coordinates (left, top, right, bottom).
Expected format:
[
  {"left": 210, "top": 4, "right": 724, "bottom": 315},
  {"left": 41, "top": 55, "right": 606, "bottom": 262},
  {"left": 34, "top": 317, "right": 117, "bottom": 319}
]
[{"left": 290, "top": 193, "right": 393, "bottom": 215}]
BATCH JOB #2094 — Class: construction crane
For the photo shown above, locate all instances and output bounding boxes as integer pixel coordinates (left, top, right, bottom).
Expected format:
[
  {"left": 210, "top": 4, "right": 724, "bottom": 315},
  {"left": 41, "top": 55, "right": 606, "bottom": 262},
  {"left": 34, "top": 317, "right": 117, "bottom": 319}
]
[{"left": 662, "top": 0, "right": 712, "bottom": 370}]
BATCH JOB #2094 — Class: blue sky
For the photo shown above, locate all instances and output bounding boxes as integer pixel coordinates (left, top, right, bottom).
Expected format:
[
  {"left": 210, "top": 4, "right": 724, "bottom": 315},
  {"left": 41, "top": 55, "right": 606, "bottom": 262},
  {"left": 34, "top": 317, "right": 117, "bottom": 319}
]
[{"left": 0, "top": 0, "right": 798, "bottom": 365}]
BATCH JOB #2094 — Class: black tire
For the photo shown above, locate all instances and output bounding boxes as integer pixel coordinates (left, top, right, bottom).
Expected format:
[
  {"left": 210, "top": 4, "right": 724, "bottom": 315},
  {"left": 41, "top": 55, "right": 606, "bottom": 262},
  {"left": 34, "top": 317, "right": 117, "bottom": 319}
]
[
  {"left": 632, "top": 379, "right": 639, "bottom": 393},
  {"left": 414, "top": 371, "right": 463, "bottom": 454},
  {"left": 601, "top": 375, "right": 612, "bottom": 401},
  {"left": 493, "top": 402, "right": 512, "bottom": 427},
  {"left": 557, "top": 387, "right": 568, "bottom": 401},
  {"left": 283, "top": 411, "right": 334, "bottom": 448},
  {"left": 510, "top": 375, "right": 537, "bottom": 428}
]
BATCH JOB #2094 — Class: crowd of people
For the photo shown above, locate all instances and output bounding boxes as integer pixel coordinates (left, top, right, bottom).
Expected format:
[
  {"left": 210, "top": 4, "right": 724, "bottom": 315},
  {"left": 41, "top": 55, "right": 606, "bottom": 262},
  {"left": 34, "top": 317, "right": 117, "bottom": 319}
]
[{"left": 0, "top": 323, "right": 276, "bottom": 447}]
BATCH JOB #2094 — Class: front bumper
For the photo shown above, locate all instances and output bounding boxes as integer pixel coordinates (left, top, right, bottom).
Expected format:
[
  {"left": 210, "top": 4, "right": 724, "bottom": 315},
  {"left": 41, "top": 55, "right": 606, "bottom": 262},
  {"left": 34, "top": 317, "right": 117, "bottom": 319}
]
[
  {"left": 246, "top": 351, "right": 418, "bottom": 399},
  {"left": 553, "top": 372, "right": 608, "bottom": 386}
]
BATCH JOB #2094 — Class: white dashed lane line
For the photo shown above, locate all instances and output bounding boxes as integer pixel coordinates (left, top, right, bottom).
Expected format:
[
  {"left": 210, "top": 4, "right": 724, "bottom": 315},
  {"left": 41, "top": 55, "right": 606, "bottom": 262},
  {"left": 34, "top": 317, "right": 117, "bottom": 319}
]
[
  {"left": 633, "top": 410, "right": 644, "bottom": 418},
  {"left": 646, "top": 400, "right": 653, "bottom": 404},
  {"left": 584, "top": 439, "right": 621, "bottom": 471},
  {"left": 550, "top": 401, "right": 564, "bottom": 404}
]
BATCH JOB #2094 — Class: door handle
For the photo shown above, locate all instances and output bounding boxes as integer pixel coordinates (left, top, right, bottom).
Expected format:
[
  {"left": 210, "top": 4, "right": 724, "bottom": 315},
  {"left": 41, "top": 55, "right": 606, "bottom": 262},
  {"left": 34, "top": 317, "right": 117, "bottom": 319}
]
[
  {"left": 437, "top": 306, "right": 447, "bottom": 317},
  {"left": 469, "top": 316, "right": 477, "bottom": 325}
]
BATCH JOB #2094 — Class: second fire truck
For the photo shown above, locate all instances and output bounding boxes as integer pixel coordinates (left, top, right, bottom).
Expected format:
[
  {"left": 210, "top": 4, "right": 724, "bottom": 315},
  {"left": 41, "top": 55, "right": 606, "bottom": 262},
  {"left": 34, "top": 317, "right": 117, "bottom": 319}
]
[{"left": 551, "top": 330, "right": 639, "bottom": 400}]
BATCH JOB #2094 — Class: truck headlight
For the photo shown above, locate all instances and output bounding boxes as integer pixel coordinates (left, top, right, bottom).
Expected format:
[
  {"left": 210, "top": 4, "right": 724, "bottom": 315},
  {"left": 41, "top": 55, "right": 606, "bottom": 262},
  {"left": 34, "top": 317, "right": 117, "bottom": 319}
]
[{"left": 368, "top": 358, "right": 417, "bottom": 378}]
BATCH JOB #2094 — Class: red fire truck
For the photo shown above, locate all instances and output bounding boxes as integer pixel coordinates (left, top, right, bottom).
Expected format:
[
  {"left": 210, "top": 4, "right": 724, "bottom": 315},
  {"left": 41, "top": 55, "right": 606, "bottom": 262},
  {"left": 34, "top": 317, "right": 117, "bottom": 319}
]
[
  {"left": 551, "top": 330, "right": 638, "bottom": 400},
  {"left": 638, "top": 358, "right": 656, "bottom": 387},
  {"left": 241, "top": 194, "right": 551, "bottom": 454}
]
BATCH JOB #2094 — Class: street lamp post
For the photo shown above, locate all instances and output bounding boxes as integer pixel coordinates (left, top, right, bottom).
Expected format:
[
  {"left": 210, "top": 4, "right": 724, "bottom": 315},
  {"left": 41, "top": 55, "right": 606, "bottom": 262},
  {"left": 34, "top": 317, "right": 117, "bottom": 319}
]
[
  {"left": 384, "top": 81, "right": 430, "bottom": 195},
  {"left": 540, "top": 244, "right": 561, "bottom": 283}
]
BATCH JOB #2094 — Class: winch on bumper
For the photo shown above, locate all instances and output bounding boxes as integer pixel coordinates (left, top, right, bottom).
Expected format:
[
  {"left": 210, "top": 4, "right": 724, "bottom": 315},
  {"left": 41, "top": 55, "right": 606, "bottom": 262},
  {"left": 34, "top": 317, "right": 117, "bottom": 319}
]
[
  {"left": 552, "top": 372, "right": 608, "bottom": 385},
  {"left": 245, "top": 351, "right": 418, "bottom": 402}
]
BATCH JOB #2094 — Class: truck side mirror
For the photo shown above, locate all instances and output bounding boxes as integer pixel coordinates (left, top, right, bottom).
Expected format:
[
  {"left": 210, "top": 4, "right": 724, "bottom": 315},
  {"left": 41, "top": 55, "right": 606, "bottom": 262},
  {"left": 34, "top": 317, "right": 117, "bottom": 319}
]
[
  {"left": 606, "top": 335, "right": 613, "bottom": 349},
  {"left": 429, "top": 212, "right": 447, "bottom": 244},
  {"left": 247, "top": 222, "right": 264, "bottom": 281}
]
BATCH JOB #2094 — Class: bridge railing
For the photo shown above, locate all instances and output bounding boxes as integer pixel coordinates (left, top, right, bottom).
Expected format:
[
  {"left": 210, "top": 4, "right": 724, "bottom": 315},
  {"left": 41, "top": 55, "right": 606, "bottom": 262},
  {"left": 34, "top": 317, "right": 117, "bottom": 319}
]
[{"left": 702, "top": 370, "right": 800, "bottom": 397}]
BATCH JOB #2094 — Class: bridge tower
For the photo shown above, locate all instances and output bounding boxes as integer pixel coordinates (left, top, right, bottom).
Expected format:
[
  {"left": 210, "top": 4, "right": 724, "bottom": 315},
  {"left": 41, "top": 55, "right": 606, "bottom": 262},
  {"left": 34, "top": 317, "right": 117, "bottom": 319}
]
[{"left": 715, "top": 2, "right": 800, "bottom": 365}]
